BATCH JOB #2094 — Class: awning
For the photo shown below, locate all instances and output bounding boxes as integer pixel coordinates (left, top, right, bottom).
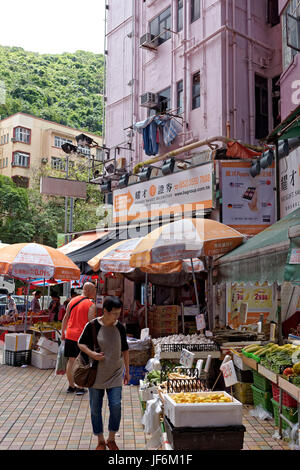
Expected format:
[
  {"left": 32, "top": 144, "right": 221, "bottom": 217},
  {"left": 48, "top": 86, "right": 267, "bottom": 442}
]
[
  {"left": 267, "top": 104, "right": 300, "bottom": 142},
  {"left": 215, "top": 208, "right": 300, "bottom": 284},
  {"left": 58, "top": 231, "right": 108, "bottom": 255}
]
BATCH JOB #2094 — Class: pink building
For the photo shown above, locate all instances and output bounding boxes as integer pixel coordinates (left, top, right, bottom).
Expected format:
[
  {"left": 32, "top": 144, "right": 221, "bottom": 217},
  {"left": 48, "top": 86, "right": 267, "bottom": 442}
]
[
  {"left": 278, "top": 0, "right": 300, "bottom": 120},
  {"left": 104, "top": 0, "right": 282, "bottom": 173}
]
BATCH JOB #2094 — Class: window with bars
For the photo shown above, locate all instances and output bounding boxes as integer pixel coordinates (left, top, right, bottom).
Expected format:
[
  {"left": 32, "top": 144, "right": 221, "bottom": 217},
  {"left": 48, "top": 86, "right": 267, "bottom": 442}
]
[
  {"left": 51, "top": 156, "right": 65, "bottom": 171},
  {"left": 77, "top": 145, "right": 91, "bottom": 156},
  {"left": 192, "top": 72, "right": 200, "bottom": 110},
  {"left": 191, "top": 0, "right": 201, "bottom": 23},
  {"left": 282, "top": 0, "right": 300, "bottom": 70},
  {"left": 14, "top": 127, "right": 31, "bottom": 144},
  {"left": 54, "top": 136, "right": 73, "bottom": 148},
  {"left": 13, "top": 151, "right": 30, "bottom": 168},
  {"left": 150, "top": 7, "right": 172, "bottom": 45}
]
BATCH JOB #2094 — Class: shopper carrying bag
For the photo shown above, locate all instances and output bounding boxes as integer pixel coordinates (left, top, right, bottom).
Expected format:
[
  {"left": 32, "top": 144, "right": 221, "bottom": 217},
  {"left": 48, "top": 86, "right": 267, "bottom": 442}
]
[{"left": 72, "top": 320, "right": 101, "bottom": 388}]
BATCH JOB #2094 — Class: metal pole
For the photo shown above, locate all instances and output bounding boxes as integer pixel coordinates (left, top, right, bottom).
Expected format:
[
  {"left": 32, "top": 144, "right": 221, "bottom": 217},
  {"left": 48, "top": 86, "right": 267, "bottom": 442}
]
[
  {"left": 42, "top": 278, "right": 45, "bottom": 310},
  {"left": 145, "top": 273, "right": 148, "bottom": 328},
  {"left": 208, "top": 256, "right": 214, "bottom": 331},
  {"left": 276, "top": 282, "right": 283, "bottom": 346},
  {"left": 24, "top": 280, "right": 30, "bottom": 332},
  {"left": 275, "top": 139, "right": 280, "bottom": 221},
  {"left": 190, "top": 258, "right": 201, "bottom": 315}
]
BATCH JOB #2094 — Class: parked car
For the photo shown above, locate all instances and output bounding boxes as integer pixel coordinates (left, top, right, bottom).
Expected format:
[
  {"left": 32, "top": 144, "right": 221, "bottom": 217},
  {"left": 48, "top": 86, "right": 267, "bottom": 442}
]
[{"left": 0, "top": 295, "right": 31, "bottom": 316}]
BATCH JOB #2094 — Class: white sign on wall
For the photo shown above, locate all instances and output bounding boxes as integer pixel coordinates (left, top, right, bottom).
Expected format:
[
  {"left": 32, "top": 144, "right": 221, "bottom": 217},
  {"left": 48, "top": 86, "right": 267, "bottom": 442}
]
[{"left": 279, "top": 147, "right": 300, "bottom": 217}]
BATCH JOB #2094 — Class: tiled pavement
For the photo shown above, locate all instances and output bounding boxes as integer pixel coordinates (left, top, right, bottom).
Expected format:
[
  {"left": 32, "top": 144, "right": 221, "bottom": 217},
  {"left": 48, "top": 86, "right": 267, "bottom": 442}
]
[{"left": 0, "top": 357, "right": 293, "bottom": 451}]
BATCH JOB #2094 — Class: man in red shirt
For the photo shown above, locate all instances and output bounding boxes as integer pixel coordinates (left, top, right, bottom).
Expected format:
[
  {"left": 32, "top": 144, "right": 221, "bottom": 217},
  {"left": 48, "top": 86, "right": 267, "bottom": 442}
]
[{"left": 61, "top": 282, "right": 97, "bottom": 395}]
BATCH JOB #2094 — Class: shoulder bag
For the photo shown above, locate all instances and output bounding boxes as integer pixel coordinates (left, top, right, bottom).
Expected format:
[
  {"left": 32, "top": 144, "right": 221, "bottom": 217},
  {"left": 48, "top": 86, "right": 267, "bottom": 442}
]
[{"left": 72, "top": 320, "right": 100, "bottom": 388}]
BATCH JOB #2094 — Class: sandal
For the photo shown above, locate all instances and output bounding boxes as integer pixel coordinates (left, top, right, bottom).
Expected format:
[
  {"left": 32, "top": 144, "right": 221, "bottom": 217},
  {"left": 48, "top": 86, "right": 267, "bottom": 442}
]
[
  {"left": 95, "top": 442, "right": 106, "bottom": 450},
  {"left": 106, "top": 440, "right": 119, "bottom": 450}
]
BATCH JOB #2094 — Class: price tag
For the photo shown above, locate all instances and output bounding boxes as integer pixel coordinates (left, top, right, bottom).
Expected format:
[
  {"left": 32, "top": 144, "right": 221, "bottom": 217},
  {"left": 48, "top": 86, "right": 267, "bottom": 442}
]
[
  {"left": 239, "top": 303, "right": 248, "bottom": 324},
  {"left": 180, "top": 348, "right": 195, "bottom": 369},
  {"left": 196, "top": 314, "right": 206, "bottom": 331},
  {"left": 220, "top": 360, "right": 238, "bottom": 387},
  {"left": 140, "top": 328, "right": 149, "bottom": 340},
  {"left": 205, "top": 330, "right": 213, "bottom": 337}
]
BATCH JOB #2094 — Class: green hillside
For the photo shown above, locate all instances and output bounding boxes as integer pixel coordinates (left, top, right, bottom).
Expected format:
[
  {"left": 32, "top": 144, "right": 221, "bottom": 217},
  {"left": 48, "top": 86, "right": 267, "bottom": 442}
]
[{"left": 0, "top": 46, "right": 104, "bottom": 135}]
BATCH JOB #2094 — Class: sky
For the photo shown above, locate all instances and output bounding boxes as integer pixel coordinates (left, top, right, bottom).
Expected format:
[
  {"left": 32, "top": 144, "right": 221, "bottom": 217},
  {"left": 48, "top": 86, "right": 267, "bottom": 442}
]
[{"left": 0, "top": 0, "right": 106, "bottom": 55}]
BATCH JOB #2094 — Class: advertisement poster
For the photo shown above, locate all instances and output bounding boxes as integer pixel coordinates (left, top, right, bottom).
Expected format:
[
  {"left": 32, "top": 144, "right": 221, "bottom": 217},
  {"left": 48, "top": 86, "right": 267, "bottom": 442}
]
[
  {"left": 113, "top": 162, "right": 214, "bottom": 223},
  {"left": 279, "top": 146, "right": 300, "bottom": 217},
  {"left": 226, "top": 282, "right": 274, "bottom": 328},
  {"left": 220, "top": 161, "right": 276, "bottom": 235}
]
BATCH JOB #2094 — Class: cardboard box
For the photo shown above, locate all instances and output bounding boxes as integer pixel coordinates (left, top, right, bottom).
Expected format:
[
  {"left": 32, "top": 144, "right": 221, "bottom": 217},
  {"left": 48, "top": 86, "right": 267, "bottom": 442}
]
[
  {"left": 37, "top": 337, "right": 59, "bottom": 354},
  {"left": 31, "top": 350, "right": 57, "bottom": 369},
  {"left": 5, "top": 333, "right": 27, "bottom": 352}
]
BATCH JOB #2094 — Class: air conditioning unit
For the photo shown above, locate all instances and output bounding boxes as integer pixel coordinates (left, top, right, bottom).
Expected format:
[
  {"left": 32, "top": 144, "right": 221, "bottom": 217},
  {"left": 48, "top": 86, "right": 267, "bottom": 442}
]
[
  {"left": 140, "top": 92, "right": 159, "bottom": 108},
  {"left": 140, "top": 33, "right": 158, "bottom": 49},
  {"left": 41, "top": 157, "right": 48, "bottom": 164}
]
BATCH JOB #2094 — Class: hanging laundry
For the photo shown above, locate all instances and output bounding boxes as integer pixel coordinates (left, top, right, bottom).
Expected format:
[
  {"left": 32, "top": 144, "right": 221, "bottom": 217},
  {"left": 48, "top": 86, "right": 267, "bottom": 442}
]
[{"left": 162, "top": 117, "right": 182, "bottom": 147}]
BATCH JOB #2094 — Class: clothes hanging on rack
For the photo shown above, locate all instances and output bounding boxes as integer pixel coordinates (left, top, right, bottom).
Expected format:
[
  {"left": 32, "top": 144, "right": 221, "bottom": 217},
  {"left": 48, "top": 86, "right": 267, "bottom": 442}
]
[
  {"left": 162, "top": 117, "right": 182, "bottom": 147},
  {"left": 134, "top": 114, "right": 182, "bottom": 156}
]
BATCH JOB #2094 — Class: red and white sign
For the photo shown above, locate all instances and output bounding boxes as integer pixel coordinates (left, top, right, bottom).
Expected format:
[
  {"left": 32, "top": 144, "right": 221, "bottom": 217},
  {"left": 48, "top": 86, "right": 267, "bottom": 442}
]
[{"left": 220, "top": 360, "right": 238, "bottom": 387}]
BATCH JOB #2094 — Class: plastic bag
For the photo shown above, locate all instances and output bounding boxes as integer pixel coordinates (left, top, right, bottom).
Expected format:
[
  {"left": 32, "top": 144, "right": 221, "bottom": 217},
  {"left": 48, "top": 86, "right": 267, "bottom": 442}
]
[
  {"left": 55, "top": 340, "right": 68, "bottom": 375},
  {"left": 249, "top": 405, "right": 273, "bottom": 421},
  {"left": 145, "top": 357, "right": 161, "bottom": 372},
  {"left": 142, "top": 396, "right": 162, "bottom": 434}
]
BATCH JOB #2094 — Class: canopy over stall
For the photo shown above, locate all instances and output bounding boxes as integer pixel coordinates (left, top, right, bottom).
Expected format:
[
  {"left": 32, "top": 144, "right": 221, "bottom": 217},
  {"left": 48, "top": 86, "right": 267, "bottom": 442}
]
[{"left": 214, "top": 208, "right": 300, "bottom": 285}]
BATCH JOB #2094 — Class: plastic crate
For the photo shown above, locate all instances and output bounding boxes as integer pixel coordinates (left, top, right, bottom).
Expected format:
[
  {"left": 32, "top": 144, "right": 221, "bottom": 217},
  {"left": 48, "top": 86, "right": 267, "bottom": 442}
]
[
  {"left": 251, "top": 384, "right": 273, "bottom": 414},
  {"left": 164, "top": 415, "right": 246, "bottom": 451},
  {"left": 271, "top": 398, "right": 298, "bottom": 430},
  {"left": 271, "top": 383, "right": 298, "bottom": 408},
  {"left": 5, "top": 349, "right": 31, "bottom": 367},
  {"left": 161, "top": 343, "right": 219, "bottom": 353},
  {"left": 233, "top": 382, "right": 253, "bottom": 404},
  {"left": 253, "top": 370, "right": 271, "bottom": 391},
  {"left": 234, "top": 366, "right": 253, "bottom": 383}
]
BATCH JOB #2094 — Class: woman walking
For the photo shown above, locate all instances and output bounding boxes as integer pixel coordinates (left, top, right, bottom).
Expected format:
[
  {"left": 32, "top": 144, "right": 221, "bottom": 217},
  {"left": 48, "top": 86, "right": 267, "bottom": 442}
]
[{"left": 78, "top": 296, "right": 130, "bottom": 450}]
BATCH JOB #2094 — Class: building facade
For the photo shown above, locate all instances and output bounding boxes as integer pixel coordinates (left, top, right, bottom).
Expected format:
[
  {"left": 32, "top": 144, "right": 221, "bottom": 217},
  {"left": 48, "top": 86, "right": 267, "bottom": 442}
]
[
  {"left": 0, "top": 112, "right": 102, "bottom": 188},
  {"left": 104, "top": 0, "right": 282, "bottom": 174},
  {"left": 279, "top": 0, "right": 300, "bottom": 120}
]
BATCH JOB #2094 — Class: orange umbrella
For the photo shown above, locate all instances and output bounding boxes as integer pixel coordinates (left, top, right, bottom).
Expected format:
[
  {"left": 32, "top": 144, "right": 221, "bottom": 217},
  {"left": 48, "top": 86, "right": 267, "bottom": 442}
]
[
  {"left": 130, "top": 218, "right": 244, "bottom": 268},
  {"left": 0, "top": 243, "right": 80, "bottom": 281}
]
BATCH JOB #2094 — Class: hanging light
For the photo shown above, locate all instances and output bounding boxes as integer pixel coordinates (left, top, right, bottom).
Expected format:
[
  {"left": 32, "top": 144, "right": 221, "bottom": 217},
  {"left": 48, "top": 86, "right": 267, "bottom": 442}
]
[
  {"left": 162, "top": 158, "right": 175, "bottom": 176},
  {"left": 260, "top": 149, "right": 275, "bottom": 169},
  {"left": 61, "top": 143, "right": 78, "bottom": 154},
  {"left": 138, "top": 166, "right": 152, "bottom": 182},
  {"left": 75, "top": 134, "right": 93, "bottom": 147},
  {"left": 100, "top": 180, "right": 111, "bottom": 193},
  {"left": 118, "top": 173, "right": 129, "bottom": 188}
]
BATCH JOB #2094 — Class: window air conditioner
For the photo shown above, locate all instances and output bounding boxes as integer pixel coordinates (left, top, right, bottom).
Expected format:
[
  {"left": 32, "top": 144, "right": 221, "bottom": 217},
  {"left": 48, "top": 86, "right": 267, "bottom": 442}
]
[
  {"left": 140, "top": 33, "right": 158, "bottom": 49},
  {"left": 140, "top": 92, "right": 159, "bottom": 108}
]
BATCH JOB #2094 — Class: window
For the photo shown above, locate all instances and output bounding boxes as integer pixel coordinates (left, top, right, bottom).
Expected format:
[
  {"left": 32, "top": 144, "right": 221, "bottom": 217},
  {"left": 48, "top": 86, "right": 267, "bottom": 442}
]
[
  {"left": 54, "top": 136, "right": 73, "bottom": 148},
  {"left": 0, "top": 136, "right": 3, "bottom": 145},
  {"left": 77, "top": 145, "right": 91, "bottom": 156},
  {"left": 282, "top": 0, "right": 300, "bottom": 70},
  {"left": 51, "top": 156, "right": 65, "bottom": 171},
  {"left": 192, "top": 72, "right": 200, "bottom": 110},
  {"left": 149, "top": 86, "right": 172, "bottom": 117},
  {"left": 191, "top": 0, "right": 201, "bottom": 23},
  {"left": 14, "top": 127, "right": 31, "bottom": 144},
  {"left": 177, "top": 80, "right": 184, "bottom": 114},
  {"left": 267, "top": 0, "right": 280, "bottom": 27},
  {"left": 177, "top": 0, "right": 183, "bottom": 32},
  {"left": 255, "top": 74, "right": 269, "bottom": 140},
  {"left": 150, "top": 7, "right": 171, "bottom": 45},
  {"left": 13, "top": 151, "right": 30, "bottom": 168}
]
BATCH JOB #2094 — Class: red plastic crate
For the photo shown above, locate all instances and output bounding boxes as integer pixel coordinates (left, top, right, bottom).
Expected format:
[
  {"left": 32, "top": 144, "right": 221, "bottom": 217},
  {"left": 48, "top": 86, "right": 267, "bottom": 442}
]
[{"left": 271, "top": 383, "right": 298, "bottom": 408}]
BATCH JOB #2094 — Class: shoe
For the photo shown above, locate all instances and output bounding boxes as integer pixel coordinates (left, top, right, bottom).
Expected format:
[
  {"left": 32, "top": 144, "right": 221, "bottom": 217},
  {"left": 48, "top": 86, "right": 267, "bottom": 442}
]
[
  {"left": 106, "top": 440, "right": 119, "bottom": 450},
  {"left": 95, "top": 442, "right": 106, "bottom": 450},
  {"left": 67, "top": 386, "right": 76, "bottom": 393},
  {"left": 75, "top": 387, "right": 87, "bottom": 396}
]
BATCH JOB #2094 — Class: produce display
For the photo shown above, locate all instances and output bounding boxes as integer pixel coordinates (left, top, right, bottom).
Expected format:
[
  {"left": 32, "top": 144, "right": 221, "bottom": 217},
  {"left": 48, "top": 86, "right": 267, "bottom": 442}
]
[
  {"left": 31, "top": 321, "right": 61, "bottom": 331},
  {"left": 152, "top": 333, "right": 216, "bottom": 347},
  {"left": 172, "top": 393, "right": 233, "bottom": 404},
  {"left": 242, "top": 342, "right": 300, "bottom": 387}
]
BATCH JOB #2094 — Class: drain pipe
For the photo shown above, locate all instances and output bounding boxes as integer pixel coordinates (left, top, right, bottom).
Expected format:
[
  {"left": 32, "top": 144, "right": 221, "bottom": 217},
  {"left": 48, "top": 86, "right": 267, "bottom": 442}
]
[
  {"left": 247, "top": 0, "right": 255, "bottom": 144},
  {"left": 133, "top": 136, "right": 264, "bottom": 174}
]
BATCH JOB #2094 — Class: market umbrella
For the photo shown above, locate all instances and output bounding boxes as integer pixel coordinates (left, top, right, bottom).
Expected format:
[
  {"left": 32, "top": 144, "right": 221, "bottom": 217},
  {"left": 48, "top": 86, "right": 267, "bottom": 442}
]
[
  {"left": 0, "top": 243, "right": 81, "bottom": 330},
  {"left": 88, "top": 238, "right": 205, "bottom": 274},
  {"left": 129, "top": 218, "right": 245, "bottom": 328}
]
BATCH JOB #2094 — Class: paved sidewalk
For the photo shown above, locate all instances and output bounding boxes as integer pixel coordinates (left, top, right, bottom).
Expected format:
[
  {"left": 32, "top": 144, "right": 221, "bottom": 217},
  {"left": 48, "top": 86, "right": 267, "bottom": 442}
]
[{"left": 0, "top": 356, "right": 293, "bottom": 451}]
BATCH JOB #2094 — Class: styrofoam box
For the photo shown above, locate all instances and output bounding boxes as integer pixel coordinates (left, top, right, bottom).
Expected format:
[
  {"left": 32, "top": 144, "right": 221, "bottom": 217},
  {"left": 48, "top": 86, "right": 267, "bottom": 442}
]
[
  {"left": 37, "top": 347, "right": 57, "bottom": 356},
  {"left": 37, "top": 337, "right": 59, "bottom": 354},
  {"left": 164, "top": 391, "right": 243, "bottom": 428},
  {"left": 5, "top": 333, "right": 27, "bottom": 352},
  {"left": 31, "top": 350, "right": 57, "bottom": 369}
]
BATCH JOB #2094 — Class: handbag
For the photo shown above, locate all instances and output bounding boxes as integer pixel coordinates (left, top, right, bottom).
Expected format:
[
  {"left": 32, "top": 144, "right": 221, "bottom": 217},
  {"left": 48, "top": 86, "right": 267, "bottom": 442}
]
[{"left": 72, "top": 320, "right": 100, "bottom": 388}]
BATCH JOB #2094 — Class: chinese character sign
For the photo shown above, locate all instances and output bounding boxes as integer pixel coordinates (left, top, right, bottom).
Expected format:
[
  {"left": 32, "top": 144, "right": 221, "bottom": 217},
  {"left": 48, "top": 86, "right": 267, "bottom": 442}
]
[
  {"left": 220, "top": 360, "right": 238, "bottom": 387},
  {"left": 279, "top": 147, "right": 300, "bottom": 217}
]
